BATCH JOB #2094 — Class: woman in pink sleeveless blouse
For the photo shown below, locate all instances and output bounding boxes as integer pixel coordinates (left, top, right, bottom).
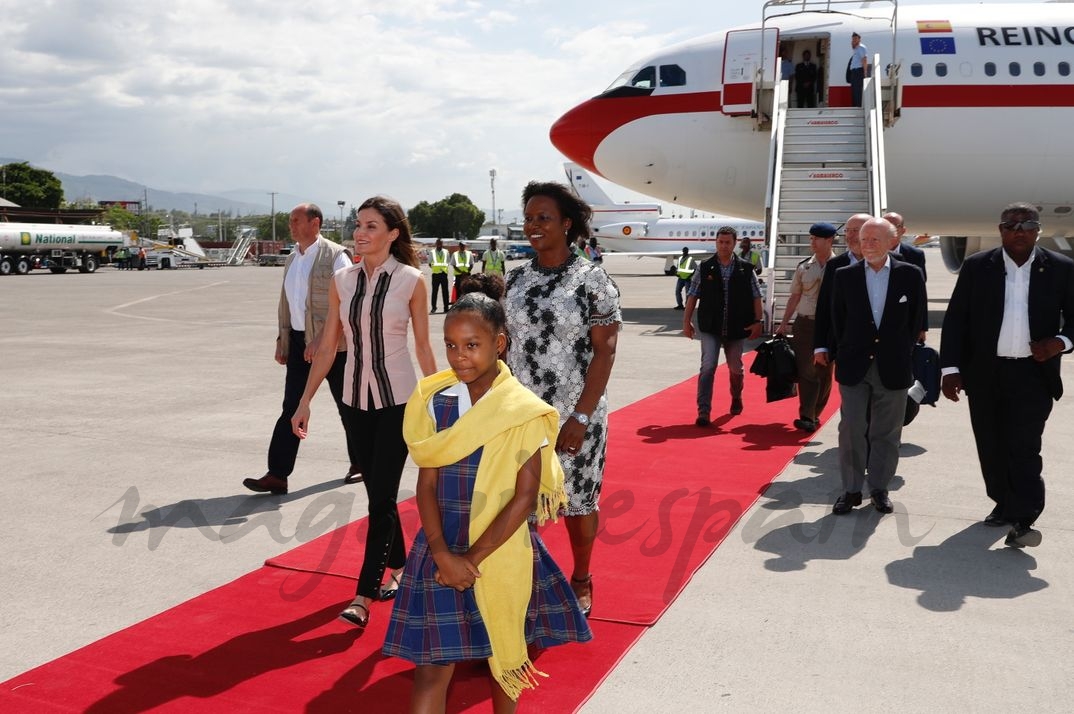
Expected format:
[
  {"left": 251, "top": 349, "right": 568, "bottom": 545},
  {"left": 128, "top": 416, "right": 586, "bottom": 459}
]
[{"left": 293, "top": 195, "right": 437, "bottom": 628}]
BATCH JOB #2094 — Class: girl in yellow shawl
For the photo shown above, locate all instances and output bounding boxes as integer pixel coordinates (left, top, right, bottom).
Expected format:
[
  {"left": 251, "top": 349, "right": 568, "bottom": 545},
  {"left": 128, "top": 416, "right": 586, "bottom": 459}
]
[{"left": 384, "top": 291, "right": 592, "bottom": 712}]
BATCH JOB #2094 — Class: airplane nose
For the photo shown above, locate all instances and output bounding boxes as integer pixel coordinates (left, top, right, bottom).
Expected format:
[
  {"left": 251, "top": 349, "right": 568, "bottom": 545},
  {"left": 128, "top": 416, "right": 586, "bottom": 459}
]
[{"left": 549, "top": 98, "right": 608, "bottom": 174}]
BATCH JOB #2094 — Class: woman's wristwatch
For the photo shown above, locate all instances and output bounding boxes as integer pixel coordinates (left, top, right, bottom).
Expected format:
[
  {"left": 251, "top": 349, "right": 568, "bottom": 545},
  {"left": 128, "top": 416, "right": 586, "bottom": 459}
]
[{"left": 570, "top": 411, "right": 591, "bottom": 427}]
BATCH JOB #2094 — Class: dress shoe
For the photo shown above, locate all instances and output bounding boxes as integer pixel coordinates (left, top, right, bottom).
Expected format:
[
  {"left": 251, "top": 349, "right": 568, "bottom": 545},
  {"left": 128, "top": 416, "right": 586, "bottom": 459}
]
[
  {"left": 793, "top": 418, "right": 817, "bottom": 432},
  {"left": 983, "top": 505, "right": 1009, "bottom": 527},
  {"left": 1005, "top": 524, "right": 1042, "bottom": 548},
  {"left": 429, "top": 307, "right": 437, "bottom": 314},
  {"left": 695, "top": 414, "right": 710, "bottom": 427},
  {"left": 242, "top": 473, "right": 288, "bottom": 495},
  {"left": 343, "top": 465, "right": 364, "bottom": 484},
  {"left": 870, "top": 490, "right": 894, "bottom": 514},
  {"left": 832, "top": 491, "right": 862, "bottom": 515},
  {"left": 729, "top": 398, "right": 743, "bottom": 415},
  {"left": 673, "top": 305, "right": 685, "bottom": 310}
]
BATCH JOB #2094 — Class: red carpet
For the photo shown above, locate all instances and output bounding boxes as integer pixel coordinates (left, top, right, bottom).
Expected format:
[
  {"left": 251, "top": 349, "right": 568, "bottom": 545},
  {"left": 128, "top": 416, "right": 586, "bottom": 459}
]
[{"left": 2, "top": 358, "right": 837, "bottom": 712}]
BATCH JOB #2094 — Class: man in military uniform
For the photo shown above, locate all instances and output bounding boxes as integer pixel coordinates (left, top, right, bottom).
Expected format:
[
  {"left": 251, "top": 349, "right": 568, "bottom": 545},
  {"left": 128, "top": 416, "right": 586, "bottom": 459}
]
[{"left": 777, "top": 222, "right": 837, "bottom": 431}]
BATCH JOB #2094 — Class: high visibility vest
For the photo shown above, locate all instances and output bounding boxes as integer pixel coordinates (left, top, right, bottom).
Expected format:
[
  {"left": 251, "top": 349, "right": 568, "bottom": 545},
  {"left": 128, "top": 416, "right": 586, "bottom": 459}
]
[
  {"left": 676, "top": 256, "right": 694, "bottom": 279},
  {"left": 484, "top": 249, "right": 505, "bottom": 274},
  {"left": 453, "top": 250, "right": 472, "bottom": 274},
  {"left": 430, "top": 248, "right": 449, "bottom": 273}
]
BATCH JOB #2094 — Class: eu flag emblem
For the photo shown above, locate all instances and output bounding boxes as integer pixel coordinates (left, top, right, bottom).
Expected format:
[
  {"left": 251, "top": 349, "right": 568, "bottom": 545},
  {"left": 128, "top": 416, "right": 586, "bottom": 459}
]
[{"left": 920, "top": 37, "right": 956, "bottom": 55}]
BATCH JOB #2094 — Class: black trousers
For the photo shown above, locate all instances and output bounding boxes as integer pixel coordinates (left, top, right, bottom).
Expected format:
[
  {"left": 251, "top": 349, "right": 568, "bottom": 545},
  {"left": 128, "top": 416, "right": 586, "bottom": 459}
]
[
  {"left": 966, "top": 358, "right": 1052, "bottom": 527},
  {"left": 430, "top": 272, "right": 449, "bottom": 310},
  {"left": 849, "top": 68, "right": 864, "bottom": 107},
  {"left": 267, "top": 329, "right": 361, "bottom": 479},
  {"left": 342, "top": 401, "right": 409, "bottom": 598}
]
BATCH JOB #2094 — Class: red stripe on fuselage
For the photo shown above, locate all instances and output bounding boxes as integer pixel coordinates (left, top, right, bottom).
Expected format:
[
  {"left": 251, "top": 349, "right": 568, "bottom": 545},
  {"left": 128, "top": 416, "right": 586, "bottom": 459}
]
[
  {"left": 549, "top": 92, "right": 723, "bottom": 173},
  {"left": 901, "top": 84, "right": 1074, "bottom": 107},
  {"left": 550, "top": 84, "right": 1074, "bottom": 171}
]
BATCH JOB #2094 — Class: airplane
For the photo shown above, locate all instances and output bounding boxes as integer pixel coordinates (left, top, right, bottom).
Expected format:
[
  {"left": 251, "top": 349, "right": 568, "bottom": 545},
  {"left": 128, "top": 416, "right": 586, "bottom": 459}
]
[
  {"left": 563, "top": 162, "right": 768, "bottom": 260},
  {"left": 549, "top": 0, "right": 1074, "bottom": 273}
]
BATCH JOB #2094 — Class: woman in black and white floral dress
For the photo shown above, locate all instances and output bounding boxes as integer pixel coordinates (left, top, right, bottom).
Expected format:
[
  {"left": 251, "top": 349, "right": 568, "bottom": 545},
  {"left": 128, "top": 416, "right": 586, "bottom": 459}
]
[{"left": 504, "top": 181, "right": 621, "bottom": 618}]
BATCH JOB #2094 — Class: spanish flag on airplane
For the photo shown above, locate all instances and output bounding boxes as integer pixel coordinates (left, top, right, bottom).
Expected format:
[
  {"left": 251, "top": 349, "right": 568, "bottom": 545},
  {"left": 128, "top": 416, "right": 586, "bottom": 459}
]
[
  {"left": 917, "top": 20, "right": 956, "bottom": 54},
  {"left": 916, "top": 20, "right": 953, "bottom": 33}
]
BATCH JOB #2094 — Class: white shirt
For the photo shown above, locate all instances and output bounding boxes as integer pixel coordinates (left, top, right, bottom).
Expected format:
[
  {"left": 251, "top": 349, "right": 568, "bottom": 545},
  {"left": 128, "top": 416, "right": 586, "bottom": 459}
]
[
  {"left": 996, "top": 248, "right": 1035, "bottom": 357},
  {"left": 428, "top": 381, "right": 548, "bottom": 446},
  {"left": 429, "top": 383, "right": 474, "bottom": 419},
  {"left": 941, "top": 247, "right": 1072, "bottom": 376},
  {"left": 284, "top": 237, "right": 351, "bottom": 328},
  {"left": 864, "top": 255, "right": 892, "bottom": 327}
]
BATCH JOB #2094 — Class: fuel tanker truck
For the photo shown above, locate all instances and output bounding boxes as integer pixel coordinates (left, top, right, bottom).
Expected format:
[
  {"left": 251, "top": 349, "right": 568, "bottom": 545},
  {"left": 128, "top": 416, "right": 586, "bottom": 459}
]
[{"left": 0, "top": 223, "right": 125, "bottom": 275}]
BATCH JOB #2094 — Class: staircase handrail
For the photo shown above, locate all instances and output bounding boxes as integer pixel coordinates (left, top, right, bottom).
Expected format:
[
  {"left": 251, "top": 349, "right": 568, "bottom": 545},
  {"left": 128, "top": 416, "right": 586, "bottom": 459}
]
[
  {"left": 763, "top": 78, "right": 790, "bottom": 329},
  {"left": 864, "top": 52, "right": 889, "bottom": 216}
]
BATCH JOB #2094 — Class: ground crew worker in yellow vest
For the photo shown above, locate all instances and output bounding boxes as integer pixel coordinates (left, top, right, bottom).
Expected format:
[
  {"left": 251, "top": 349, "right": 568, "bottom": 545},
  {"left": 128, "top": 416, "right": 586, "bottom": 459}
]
[
  {"left": 481, "top": 237, "right": 506, "bottom": 276},
  {"left": 451, "top": 240, "right": 474, "bottom": 303},
  {"left": 674, "top": 246, "right": 695, "bottom": 310},
  {"left": 739, "top": 236, "right": 762, "bottom": 275},
  {"left": 428, "top": 238, "right": 450, "bottom": 313}
]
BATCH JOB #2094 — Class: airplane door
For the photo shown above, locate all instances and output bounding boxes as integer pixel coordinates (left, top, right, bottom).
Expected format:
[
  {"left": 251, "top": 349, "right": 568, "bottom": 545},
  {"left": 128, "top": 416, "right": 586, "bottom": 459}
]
[{"left": 722, "top": 28, "right": 779, "bottom": 115}]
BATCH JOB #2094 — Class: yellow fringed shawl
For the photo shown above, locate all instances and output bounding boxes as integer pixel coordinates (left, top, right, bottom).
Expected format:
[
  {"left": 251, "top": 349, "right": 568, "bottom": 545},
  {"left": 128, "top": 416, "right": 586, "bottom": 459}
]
[{"left": 402, "top": 361, "right": 567, "bottom": 700}]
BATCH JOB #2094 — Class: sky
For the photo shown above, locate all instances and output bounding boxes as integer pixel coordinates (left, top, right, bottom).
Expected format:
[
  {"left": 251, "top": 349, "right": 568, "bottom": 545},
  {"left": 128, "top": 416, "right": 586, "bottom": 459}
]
[{"left": 0, "top": 0, "right": 1047, "bottom": 217}]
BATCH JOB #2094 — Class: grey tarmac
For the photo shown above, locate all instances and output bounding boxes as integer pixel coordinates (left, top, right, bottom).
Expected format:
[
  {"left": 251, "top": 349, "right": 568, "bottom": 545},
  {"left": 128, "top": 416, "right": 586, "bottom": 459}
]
[{"left": 1, "top": 252, "right": 1071, "bottom": 711}]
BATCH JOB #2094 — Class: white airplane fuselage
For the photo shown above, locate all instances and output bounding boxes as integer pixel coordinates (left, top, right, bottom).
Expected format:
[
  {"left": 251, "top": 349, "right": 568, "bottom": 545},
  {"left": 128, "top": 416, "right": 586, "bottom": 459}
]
[
  {"left": 551, "top": 3, "right": 1074, "bottom": 266},
  {"left": 564, "top": 162, "right": 766, "bottom": 255},
  {"left": 592, "top": 217, "right": 766, "bottom": 254}
]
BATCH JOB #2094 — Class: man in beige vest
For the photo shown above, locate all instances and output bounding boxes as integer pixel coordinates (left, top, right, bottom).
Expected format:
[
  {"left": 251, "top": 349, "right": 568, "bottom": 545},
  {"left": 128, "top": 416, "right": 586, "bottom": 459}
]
[{"left": 243, "top": 203, "right": 360, "bottom": 495}]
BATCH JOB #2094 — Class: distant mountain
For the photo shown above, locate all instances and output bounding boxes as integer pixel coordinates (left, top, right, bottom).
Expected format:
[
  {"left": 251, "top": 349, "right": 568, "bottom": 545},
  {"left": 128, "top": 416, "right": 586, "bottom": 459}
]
[
  {"left": 215, "top": 189, "right": 306, "bottom": 213},
  {"left": 1, "top": 157, "right": 517, "bottom": 221},
  {"left": 0, "top": 157, "right": 287, "bottom": 215},
  {"left": 55, "top": 171, "right": 278, "bottom": 215}
]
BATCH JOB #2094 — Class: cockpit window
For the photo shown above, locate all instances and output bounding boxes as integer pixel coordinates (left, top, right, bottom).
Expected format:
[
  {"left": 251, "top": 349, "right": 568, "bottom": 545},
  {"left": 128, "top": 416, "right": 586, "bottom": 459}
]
[
  {"left": 629, "top": 66, "right": 656, "bottom": 89},
  {"left": 659, "top": 64, "right": 686, "bottom": 87},
  {"left": 600, "top": 65, "right": 658, "bottom": 97}
]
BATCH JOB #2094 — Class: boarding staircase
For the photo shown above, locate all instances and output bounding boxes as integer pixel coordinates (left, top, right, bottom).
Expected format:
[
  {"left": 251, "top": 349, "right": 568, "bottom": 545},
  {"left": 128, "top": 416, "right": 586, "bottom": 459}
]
[
  {"left": 227, "top": 228, "right": 255, "bottom": 265},
  {"left": 760, "top": 58, "right": 889, "bottom": 329}
]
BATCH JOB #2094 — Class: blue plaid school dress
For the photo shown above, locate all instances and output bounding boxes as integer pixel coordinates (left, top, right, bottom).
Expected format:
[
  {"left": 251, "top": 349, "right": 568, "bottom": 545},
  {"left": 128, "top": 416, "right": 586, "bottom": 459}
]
[{"left": 382, "top": 391, "right": 592, "bottom": 665}]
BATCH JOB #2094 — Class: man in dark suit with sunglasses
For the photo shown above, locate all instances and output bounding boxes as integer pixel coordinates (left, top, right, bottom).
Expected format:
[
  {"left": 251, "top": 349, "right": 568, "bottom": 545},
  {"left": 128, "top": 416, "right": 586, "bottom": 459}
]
[{"left": 941, "top": 202, "right": 1074, "bottom": 548}]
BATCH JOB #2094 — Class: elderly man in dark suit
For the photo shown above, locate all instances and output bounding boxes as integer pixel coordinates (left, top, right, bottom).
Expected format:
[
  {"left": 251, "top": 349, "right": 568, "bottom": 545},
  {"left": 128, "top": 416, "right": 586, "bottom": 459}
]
[
  {"left": 828, "top": 218, "right": 927, "bottom": 514},
  {"left": 940, "top": 202, "right": 1074, "bottom": 548},
  {"left": 813, "top": 213, "right": 870, "bottom": 365},
  {"left": 882, "top": 211, "right": 927, "bottom": 281}
]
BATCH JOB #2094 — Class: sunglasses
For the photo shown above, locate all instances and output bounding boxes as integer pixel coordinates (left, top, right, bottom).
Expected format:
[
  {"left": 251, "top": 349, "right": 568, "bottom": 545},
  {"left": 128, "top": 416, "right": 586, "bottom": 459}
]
[{"left": 999, "top": 220, "right": 1041, "bottom": 231}]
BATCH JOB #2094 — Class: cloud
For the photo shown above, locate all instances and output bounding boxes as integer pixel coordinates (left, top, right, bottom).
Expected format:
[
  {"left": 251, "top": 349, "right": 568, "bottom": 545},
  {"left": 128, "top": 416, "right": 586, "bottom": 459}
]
[{"left": 0, "top": 0, "right": 768, "bottom": 210}]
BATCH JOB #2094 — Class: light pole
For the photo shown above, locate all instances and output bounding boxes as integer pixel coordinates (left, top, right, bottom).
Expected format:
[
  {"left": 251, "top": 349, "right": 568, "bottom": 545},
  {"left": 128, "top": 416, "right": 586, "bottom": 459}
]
[
  {"left": 338, "top": 200, "right": 346, "bottom": 241},
  {"left": 489, "top": 169, "right": 497, "bottom": 230},
  {"left": 268, "top": 191, "right": 278, "bottom": 255}
]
